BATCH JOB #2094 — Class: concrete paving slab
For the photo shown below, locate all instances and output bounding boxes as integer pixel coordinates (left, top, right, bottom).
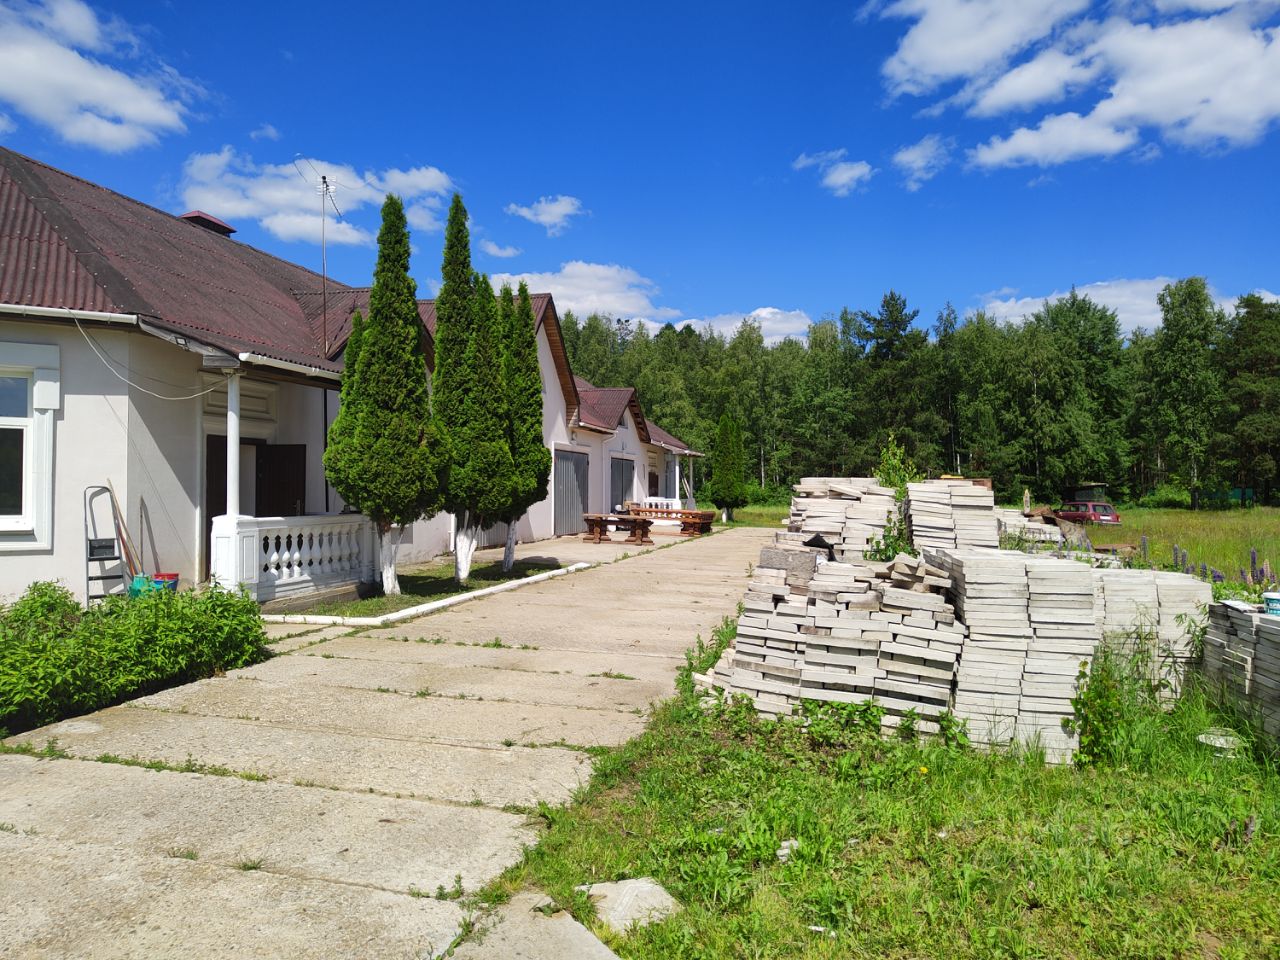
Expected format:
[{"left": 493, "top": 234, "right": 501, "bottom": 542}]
[
  {"left": 234, "top": 653, "right": 671, "bottom": 712},
  {"left": 452, "top": 892, "right": 620, "bottom": 960},
  {"left": 131, "top": 676, "right": 647, "bottom": 747},
  {"left": 0, "top": 830, "right": 463, "bottom": 960},
  {"left": 10, "top": 708, "right": 591, "bottom": 808},
  {"left": 265, "top": 623, "right": 355, "bottom": 653},
  {"left": 263, "top": 621, "right": 320, "bottom": 640},
  {"left": 290, "top": 636, "right": 685, "bottom": 679},
  {"left": 0, "top": 754, "right": 534, "bottom": 893}
]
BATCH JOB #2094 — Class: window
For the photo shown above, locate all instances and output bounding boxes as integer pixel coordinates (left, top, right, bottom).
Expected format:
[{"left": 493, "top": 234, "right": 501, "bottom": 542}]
[
  {"left": 0, "top": 374, "right": 31, "bottom": 526},
  {"left": 0, "top": 343, "right": 59, "bottom": 551}
]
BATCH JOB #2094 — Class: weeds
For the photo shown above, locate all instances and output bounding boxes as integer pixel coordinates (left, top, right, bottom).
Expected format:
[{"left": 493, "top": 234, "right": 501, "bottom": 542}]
[
  {"left": 235, "top": 858, "right": 264, "bottom": 871},
  {"left": 166, "top": 846, "right": 200, "bottom": 860}
]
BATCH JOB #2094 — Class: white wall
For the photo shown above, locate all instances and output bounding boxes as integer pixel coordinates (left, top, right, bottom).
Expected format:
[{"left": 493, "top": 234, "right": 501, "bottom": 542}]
[
  {"left": 524, "top": 324, "right": 571, "bottom": 542},
  {"left": 125, "top": 334, "right": 203, "bottom": 584},
  {"left": 0, "top": 322, "right": 130, "bottom": 602}
]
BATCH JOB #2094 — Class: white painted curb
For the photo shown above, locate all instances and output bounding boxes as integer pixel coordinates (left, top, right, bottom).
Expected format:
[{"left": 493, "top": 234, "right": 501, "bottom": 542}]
[{"left": 261, "top": 562, "right": 595, "bottom": 628}]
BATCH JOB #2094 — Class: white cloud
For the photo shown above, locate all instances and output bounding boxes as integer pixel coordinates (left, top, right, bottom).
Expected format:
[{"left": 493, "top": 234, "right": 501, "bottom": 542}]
[
  {"left": 877, "top": 1, "right": 1280, "bottom": 169},
  {"left": 0, "top": 113, "right": 13, "bottom": 135},
  {"left": 793, "top": 148, "right": 850, "bottom": 170},
  {"left": 979, "top": 276, "right": 1270, "bottom": 332},
  {"left": 968, "top": 47, "right": 1101, "bottom": 115},
  {"left": 971, "top": 111, "right": 1139, "bottom": 166},
  {"left": 878, "top": 0, "right": 1091, "bottom": 97},
  {"left": 892, "top": 133, "right": 952, "bottom": 189},
  {"left": 793, "top": 148, "right": 875, "bottom": 196},
  {"left": 504, "top": 195, "right": 585, "bottom": 236},
  {"left": 0, "top": 0, "right": 199, "bottom": 151},
  {"left": 479, "top": 239, "right": 521, "bottom": 258},
  {"left": 179, "top": 146, "right": 453, "bottom": 245},
  {"left": 682, "top": 306, "right": 813, "bottom": 343},
  {"left": 249, "top": 123, "right": 280, "bottom": 141},
  {"left": 492, "top": 261, "right": 679, "bottom": 321}
]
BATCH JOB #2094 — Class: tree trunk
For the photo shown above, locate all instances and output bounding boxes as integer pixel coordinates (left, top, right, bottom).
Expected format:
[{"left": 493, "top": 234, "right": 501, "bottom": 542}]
[
  {"left": 502, "top": 521, "right": 518, "bottom": 572},
  {"left": 379, "top": 525, "right": 403, "bottom": 596},
  {"left": 454, "top": 521, "right": 478, "bottom": 583}
]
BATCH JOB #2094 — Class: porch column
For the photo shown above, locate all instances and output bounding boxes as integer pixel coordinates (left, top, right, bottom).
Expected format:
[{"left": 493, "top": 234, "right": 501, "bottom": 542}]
[
  {"left": 226, "top": 372, "right": 241, "bottom": 518},
  {"left": 673, "top": 453, "right": 681, "bottom": 503}
]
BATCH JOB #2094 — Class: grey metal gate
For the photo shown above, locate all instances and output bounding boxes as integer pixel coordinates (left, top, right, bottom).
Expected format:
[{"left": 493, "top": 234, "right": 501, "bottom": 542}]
[
  {"left": 610, "top": 457, "right": 634, "bottom": 511},
  {"left": 554, "top": 450, "right": 589, "bottom": 536},
  {"left": 475, "top": 520, "right": 510, "bottom": 550}
]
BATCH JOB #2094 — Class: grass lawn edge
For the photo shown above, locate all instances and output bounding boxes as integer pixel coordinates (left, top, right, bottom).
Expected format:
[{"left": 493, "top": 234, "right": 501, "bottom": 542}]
[{"left": 261, "top": 561, "right": 595, "bottom": 628}]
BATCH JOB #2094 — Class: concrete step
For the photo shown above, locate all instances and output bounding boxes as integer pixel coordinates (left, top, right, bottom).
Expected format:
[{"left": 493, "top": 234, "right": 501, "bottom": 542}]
[
  {"left": 0, "top": 829, "right": 464, "bottom": 960},
  {"left": 236, "top": 652, "right": 670, "bottom": 713},
  {"left": 9, "top": 708, "right": 592, "bottom": 808},
  {"left": 296, "top": 635, "right": 686, "bottom": 678},
  {"left": 131, "top": 676, "right": 646, "bottom": 748},
  {"left": 0, "top": 754, "right": 533, "bottom": 894}
]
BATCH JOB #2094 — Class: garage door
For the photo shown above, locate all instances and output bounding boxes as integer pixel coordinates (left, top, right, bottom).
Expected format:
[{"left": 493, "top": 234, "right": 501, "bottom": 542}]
[{"left": 554, "top": 450, "right": 590, "bottom": 536}]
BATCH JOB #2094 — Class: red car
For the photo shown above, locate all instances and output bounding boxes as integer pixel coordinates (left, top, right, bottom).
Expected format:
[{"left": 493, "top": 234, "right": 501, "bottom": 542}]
[{"left": 1055, "top": 501, "right": 1121, "bottom": 525}]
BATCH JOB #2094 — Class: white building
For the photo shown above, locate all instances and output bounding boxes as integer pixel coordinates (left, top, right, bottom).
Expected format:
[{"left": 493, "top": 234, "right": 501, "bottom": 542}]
[{"left": 0, "top": 147, "right": 698, "bottom": 604}]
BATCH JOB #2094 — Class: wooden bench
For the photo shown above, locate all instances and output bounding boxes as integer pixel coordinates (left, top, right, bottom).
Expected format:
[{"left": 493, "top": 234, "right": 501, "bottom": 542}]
[
  {"left": 623, "top": 504, "right": 716, "bottom": 536},
  {"left": 582, "top": 514, "right": 654, "bottom": 545}
]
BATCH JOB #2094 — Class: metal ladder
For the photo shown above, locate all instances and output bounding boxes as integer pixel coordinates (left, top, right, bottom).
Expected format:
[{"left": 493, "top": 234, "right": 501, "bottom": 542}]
[{"left": 84, "top": 485, "right": 126, "bottom": 603}]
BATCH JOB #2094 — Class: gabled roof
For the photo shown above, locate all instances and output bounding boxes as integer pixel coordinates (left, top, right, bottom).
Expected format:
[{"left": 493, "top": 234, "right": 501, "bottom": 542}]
[
  {"left": 0, "top": 146, "right": 347, "bottom": 374},
  {"left": 0, "top": 147, "right": 582, "bottom": 412},
  {"left": 645, "top": 419, "right": 698, "bottom": 455}
]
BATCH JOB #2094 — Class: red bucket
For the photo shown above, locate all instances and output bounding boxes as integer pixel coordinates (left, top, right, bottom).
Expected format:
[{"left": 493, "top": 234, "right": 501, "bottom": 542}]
[{"left": 152, "top": 573, "right": 179, "bottom": 592}]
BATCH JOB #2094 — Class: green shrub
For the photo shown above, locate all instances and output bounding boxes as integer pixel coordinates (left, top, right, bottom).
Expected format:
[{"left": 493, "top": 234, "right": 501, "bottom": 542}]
[{"left": 0, "top": 583, "right": 267, "bottom": 733}]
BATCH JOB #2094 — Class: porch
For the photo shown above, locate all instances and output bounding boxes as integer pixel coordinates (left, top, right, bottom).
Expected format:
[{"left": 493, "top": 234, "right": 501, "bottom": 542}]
[{"left": 207, "top": 368, "right": 379, "bottom": 603}]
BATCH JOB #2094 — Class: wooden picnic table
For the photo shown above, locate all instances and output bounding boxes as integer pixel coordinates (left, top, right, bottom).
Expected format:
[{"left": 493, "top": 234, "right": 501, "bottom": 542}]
[
  {"left": 623, "top": 504, "right": 717, "bottom": 536},
  {"left": 582, "top": 513, "right": 654, "bottom": 545}
]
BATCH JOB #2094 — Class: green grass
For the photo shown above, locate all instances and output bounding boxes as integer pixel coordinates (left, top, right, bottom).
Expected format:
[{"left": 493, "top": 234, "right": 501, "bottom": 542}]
[
  {"left": 299, "top": 558, "right": 560, "bottom": 618},
  {"left": 488, "top": 619, "right": 1280, "bottom": 959},
  {"left": 698, "top": 503, "right": 790, "bottom": 529},
  {"left": 1084, "top": 506, "right": 1280, "bottom": 582}
]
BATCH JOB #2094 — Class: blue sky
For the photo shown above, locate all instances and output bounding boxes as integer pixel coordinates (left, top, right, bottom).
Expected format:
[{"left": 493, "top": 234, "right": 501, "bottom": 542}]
[{"left": 1, "top": 0, "right": 1277, "bottom": 340}]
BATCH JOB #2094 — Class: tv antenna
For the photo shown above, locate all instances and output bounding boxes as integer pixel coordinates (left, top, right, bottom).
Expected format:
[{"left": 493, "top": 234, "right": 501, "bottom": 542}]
[{"left": 293, "top": 157, "right": 344, "bottom": 354}]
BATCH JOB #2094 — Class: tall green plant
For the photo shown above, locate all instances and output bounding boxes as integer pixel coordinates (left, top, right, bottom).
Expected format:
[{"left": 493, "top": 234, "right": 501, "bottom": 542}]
[
  {"left": 322, "top": 195, "right": 443, "bottom": 595},
  {"left": 708, "top": 413, "right": 747, "bottom": 521},
  {"left": 497, "top": 282, "right": 552, "bottom": 571},
  {"left": 432, "top": 195, "right": 514, "bottom": 582}
]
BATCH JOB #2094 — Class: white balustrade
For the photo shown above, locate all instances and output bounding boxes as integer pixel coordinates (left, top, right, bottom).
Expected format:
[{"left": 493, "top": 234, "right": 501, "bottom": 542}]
[{"left": 210, "top": 513, "right": 376, "bottom": 602}]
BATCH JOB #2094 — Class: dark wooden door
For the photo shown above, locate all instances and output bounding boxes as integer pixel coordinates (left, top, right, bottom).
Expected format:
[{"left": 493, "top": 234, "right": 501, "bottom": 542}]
[{"left": 256, "top": 445, "right": 307, "bottom": 517}]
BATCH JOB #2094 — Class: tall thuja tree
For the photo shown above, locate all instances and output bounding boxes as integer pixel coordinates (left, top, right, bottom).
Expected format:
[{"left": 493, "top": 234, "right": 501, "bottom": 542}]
[
  {"left": 707, "top": 413, "right": 747, "bottom": 522},
  {"left": 322, "top": 196, "right": 442, "bottom": 594},
  {"left": 496, "top": 282, "right": 551, "bottom": 571},
  {"left": 432, "top": 193, "right": 514, "bottom": 581},
  {"left": 324, "top": 309, "right": 363, "bottom": 501},
  {"left": 1150, "top": 277, "right": 1227, "bottom": 508}
]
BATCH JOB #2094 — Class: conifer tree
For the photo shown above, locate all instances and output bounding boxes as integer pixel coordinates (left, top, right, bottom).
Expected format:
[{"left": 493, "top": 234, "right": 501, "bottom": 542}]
[
  {"left": 497, "top": 281, "right": 552, "bottom": 571},
  {"left": 708, "top": 413, "right": 747, "bottom": 522},
  {"left": 322, "top": 196, "right": 442, "bottom": 594},
  {"left": 432, "top": 194, "right": 515, "bottom": 581},
  {"left": 323, "top": 309, "right": 363, "bottom": 504}
]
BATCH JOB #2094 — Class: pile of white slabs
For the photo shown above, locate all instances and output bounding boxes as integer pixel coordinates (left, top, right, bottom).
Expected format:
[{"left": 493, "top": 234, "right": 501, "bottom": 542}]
[
  {"left": 1255, "top": 614, "right": 1280, "bottom": 740},
  {"left": 1021, "top": 558, "right": 1101, "bottom": 763},
  {"left": 927, "top": 550, "right": 1032, "bottom": 750},
  {"left": 996, "top": 508, "right": 1064, "bottom": 545},
  {"left": 906, "top": 480, "right": 999, "bottom": 551},
  {"left": 788, "top": 477, "right": 899, "bottom": 561}
]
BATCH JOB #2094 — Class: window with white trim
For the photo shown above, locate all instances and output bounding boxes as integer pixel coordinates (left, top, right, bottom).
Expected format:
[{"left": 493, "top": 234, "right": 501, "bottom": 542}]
[
  {"left": 0, "top": 342, "right": 59, "bottom": 552},
  {"left": 0, "top": 372, "right": 32, "bottom": 528}
]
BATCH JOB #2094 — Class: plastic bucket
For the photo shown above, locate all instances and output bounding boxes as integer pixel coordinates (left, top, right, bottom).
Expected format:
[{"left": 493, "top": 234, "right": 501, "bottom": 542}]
[
  {"left": 152, "top": 573, "right": 179, "bottom": 593},
  {"left": 127, "top": 573, "right": 152, "bottom": 598},
  {"left": 1264, "top": 592, "right": 1280, "bottom": 616}
]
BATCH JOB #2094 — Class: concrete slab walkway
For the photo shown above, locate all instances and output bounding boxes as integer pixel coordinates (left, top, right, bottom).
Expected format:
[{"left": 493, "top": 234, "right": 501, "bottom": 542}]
[{"left": 1, "top": 527, "right": 770, "bottom": 959}]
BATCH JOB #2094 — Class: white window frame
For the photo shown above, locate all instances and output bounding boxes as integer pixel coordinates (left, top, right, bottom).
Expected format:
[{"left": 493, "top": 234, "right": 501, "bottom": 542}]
[{"left": 0, "top": 343, "right": 59, "bottom": 552}]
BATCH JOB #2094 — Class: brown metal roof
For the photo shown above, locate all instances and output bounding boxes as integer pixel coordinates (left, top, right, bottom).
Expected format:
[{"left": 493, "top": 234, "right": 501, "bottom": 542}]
[
  {"left": 0, "top": 146, "right": 346, "bottom": 372},
  {"left": 645, "top": 419, "right": 696, "bottom": 454}
]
